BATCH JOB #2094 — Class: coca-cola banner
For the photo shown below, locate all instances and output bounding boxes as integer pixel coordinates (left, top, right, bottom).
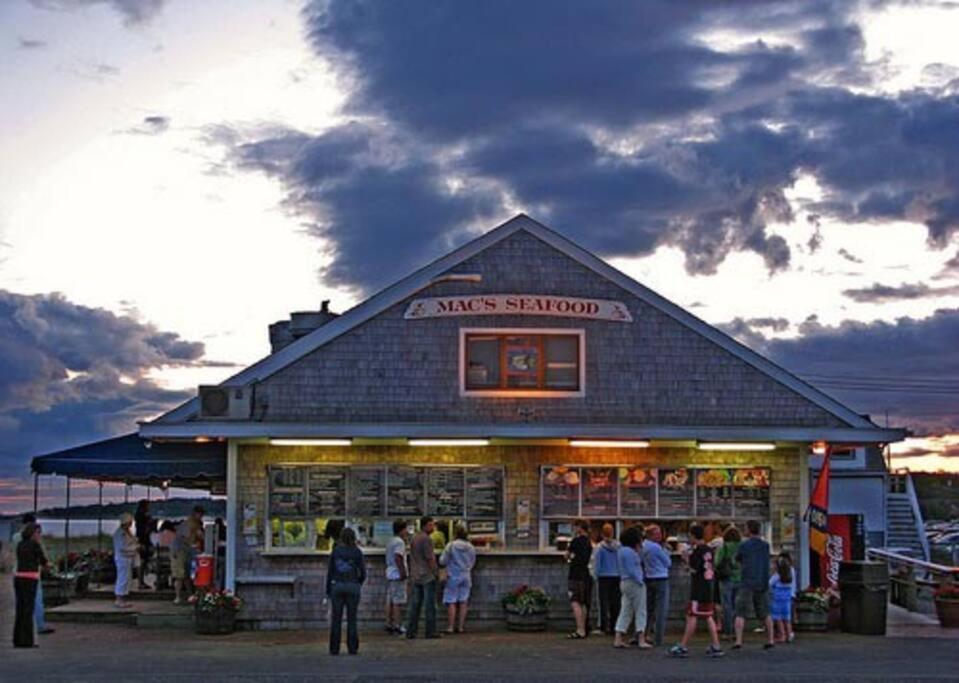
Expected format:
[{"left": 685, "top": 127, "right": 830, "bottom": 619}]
[{"left": 818, "top": 514, "right": 865, "bottom": 590}]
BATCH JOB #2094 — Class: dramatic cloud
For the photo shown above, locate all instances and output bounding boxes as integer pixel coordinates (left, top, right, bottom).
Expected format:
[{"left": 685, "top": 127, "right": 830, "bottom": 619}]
[
  {"left": 207, "top": 0, "right": 959, "bottom": 294},
  {"left": 30, "top": 0, "right": 168, "bottom": 26},
  {"left": 0, "top": 290, "right": 212, "bottom": 477},
  {"left": 894, "top": 444, "right": 959, "bottom": 459},
  {"left": 726, "top": 308, "right": 959, "bottom": 435},
  {"left": 842, "top": 282, "right": 959, "bottom": 303}
]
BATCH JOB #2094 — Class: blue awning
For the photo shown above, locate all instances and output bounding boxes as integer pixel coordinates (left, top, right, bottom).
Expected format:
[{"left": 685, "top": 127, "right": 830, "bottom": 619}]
[{"left": 30, "top": 433, "right": 225, "bottom": 489}]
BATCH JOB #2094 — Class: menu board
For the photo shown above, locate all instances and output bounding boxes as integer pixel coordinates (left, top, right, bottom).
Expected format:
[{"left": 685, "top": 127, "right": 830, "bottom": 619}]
[
  {"left": 466, "top": 467, "right": 503, "bottom": 519},
  {"left": 427, "top": 468, "right": 465, "bottom": 516},
  {"left": 619, "top": 467, "right": 657, "bottom": 517},
  {"left": 658, "top": 468, "right": 693, "bottom": 517},
  {"left": 388, "top": 466, "right": 424, "bottom": 516},
  {"left": 348, "top": 467, "right": 385, "bottom": 517},
  {"left": 308, "top": 467, "right": 346, "bottom": 516},
  {"left": 269, "top": 466, "right": 306, "bottom": 516},
  {"left": 734, "top": 468, "right": 771, "bottom": 518},
  {"left": 542, "top": 466, "right": 581, "bottom": 517},
  {"left": 696, "top": 469, "right": 734, "bottom": 518},
  {"left": 581, "top": 468, "right": 618, "bottom": 517},
  {"left": 269, "top": 491, "right": 306, "bottom": 516}
]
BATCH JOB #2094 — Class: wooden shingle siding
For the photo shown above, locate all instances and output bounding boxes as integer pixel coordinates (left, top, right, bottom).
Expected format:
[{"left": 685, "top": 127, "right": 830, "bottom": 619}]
[{"left": 256, "top": 230, "right": 845, "bottom": 428}]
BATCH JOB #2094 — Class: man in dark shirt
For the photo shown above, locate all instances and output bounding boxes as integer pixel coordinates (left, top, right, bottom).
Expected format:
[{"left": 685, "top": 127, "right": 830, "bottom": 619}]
[
  {"left": 734, "top": 520, "right": 775, "bottom": 649},
  {"left": 406, "top": 516, "right": 441, "bottom": 639},
  {"left": 670, "top": 523, "right": 723, "bottom": 658},
  {"left": 565, "top": 519, "right": 592, "bottom": 639}
]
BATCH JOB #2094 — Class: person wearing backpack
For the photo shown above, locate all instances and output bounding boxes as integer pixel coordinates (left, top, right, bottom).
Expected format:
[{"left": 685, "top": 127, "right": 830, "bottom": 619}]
[
  {"left": 326, "top": 527, "right": 367, "bottom": 655},
  {"left": 715, "top": 525, "right": 742, "bottom": 639}
]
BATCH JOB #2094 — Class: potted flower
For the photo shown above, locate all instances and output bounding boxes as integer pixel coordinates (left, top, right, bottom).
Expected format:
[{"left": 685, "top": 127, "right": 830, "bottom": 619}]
[
  {"left": 501, "top": 584, "right": 550, "bottom": 632},
  {"left": 190, "top": 589, "right": 244, "bottom": 635},
  {"left": 795, "top": 588, "right": 830, "bottom": 631},
  {"left": 933, "top": 582, "right": 959, "bottom": 629}
]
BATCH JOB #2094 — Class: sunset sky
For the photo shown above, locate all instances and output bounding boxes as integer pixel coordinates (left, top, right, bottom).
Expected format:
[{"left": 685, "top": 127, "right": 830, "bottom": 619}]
[{"left": 1, "top": 0, "right": 958, "bottom": 512}]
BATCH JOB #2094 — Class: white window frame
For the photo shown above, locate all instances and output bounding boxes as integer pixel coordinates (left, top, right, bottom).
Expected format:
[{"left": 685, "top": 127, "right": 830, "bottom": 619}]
[{"left": 459, "top": 327, "right": 586, "bottom": 398}]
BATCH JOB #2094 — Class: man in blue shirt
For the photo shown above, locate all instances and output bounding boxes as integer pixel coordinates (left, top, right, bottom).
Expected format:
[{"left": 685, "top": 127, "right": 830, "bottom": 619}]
[
  {"left": 641, "top": 524, "right": 672, "bottom": 646},
  {"left": 733, "top": 520, "right": 775, "bottom": 649}
]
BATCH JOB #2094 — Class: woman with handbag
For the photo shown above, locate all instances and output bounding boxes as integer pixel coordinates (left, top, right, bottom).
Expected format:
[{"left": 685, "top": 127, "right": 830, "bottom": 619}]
[{"left": 326, "top": 527, "right": 367, "bottom": 655}]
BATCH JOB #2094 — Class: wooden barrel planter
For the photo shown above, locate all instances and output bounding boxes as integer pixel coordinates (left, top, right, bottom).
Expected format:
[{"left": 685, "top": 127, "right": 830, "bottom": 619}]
[
  {"left": 195, "top": 607, "right": 238, "bottom": 635},
  {"left": 794, "top": 604, "right": 828, "bottom": 632},
  {"left": 934, "top": 598, "right": 959, "bottom": 629},
  {"left": 505, "top": 608, "right": 548, "bottom": 632}
]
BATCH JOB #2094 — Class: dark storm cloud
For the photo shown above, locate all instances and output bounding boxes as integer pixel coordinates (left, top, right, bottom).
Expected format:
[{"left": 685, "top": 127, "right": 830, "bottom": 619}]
[
  {"left": 209, "top": 0, "right": 959, "bottom": 293},
  {"left": 0, "top": 290, "right": 210, "bottom": 476},
  {"left": 30, "top": 0, "right": 168, "bottom": 26},
  {"left": 220, "top": 122, "right": 505, "bottom": 292},
  {"left": 894, "top": 444, "right": 959, "bottom": 459},
  {"left": 751, "top": 308, "right": 959, "bottom": 435},
  {"left": 842, "top": 282, "right": 959, "bottom": 303}
]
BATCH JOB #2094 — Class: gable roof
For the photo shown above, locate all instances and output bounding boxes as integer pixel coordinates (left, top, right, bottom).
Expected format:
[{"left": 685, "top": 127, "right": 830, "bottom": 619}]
[{"left": 147, "top": 214, "right": 878, "bottom": 431}]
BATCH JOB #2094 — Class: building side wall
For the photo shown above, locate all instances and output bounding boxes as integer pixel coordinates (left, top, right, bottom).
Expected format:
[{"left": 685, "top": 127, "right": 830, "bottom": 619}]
[
  {"left": 235, "top": 443, "right": 801, "bottom": 628},
  {"left": 256, "top": 231, "right": 847, "bottom": 428}
]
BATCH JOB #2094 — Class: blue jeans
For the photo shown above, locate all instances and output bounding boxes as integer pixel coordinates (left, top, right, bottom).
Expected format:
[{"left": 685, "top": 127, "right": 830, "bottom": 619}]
[
  {"left": 720, "top": 580, "right": 739, "bottom": 635},
  {"left": 406, "top": 580, "right": 437, "bottom": 637},
  {"left": 645, "top": 578, "right": 670, "bottom": 646},
  {"left": 35, "top": 580, "right": 46, "bottom": 631},
  {"left": 329, "top": 582, "right": 361, "bottom": 654}
]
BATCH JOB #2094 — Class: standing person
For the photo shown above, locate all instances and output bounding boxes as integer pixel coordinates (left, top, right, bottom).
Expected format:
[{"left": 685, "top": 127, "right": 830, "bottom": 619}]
[
  {"left": 134, "top": 500, "right": 154, "bottom": 590},
  {"left": 440, "top": 524, "right": 477, "bottom": 634},
  {"left": 171, "top": 506, "right": 204, "bottom": 604},
  {"left": 733, "top": 520, "right": 775, "bottom": 650},
  {"left": 715, "top": 526, "right": 742, "bottom": 639},
  {"left": 769, "top": 553, "right": 795, "bottom": 643},
  {"left": 113, "top": 513, "right": 138, "bottom": 608},
  {"left": 565, "top": 519, "right": 593, "bottom": 639},
  {"left": 613, "top": 526, "right": 651, "bottom": 649},
  {"left": 384, "top": 519, "right": 409, "bottom": 635},
  {"left": 13, "top": 522, "right": 47, "bottom": 648},
  {"left": 13, "top": 514, "right": 54, "bottom": 636},
  {"left": 592, "top": 523, "right": 621, "bottom": 636},
  {"left": 642, "top": 523, "right": 672, "bottom": 647},
  {"left": 406, "top": 516, "right": 441, "bottom": 639},
  {"left": 669, "top": 524, "right": 724, "bottom": 658},
  {"left": 326, "top": 527, "right": 366, "bottom": 655}
]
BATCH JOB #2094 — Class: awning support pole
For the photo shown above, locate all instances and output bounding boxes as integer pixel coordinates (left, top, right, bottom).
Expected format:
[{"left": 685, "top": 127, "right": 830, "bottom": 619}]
[
  {"left": 65, "top": 476, "right": 71, "bottom": 562},
  {"left": 97, "top": 482, "right": 103, "bottom": 555},
  {"left": 32, "top": 473, "right": 39, "bottom": 514},
  {"left": 225, "top": 440, "right": 238, "bottom": 593}
]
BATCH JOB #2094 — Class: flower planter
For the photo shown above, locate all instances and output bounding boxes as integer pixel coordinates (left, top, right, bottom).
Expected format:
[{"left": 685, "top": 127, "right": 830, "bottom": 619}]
[
  {"left": 195, "top": 607, "right": 238, "bottom": 635},
  {"left": 504, "top": 608, "right": 548, "bottom": 632},
  {"left": 934, "top": 598, "right": 959, "bottom": 629},
  {"left": 794, "top": 604, "right": 828, "bottom": 632}
]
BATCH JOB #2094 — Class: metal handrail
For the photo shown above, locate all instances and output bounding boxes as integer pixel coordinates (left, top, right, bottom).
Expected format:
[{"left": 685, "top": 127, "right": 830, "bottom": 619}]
[{"left": 867, "top": 547, "right": 959, "bottom": 575}]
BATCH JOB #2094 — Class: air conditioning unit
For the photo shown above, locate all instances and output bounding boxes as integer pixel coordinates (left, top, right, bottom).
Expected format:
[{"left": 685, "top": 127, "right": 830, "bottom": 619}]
[{"left": 198, "top": 385, "right": 252, "bottom": 420}]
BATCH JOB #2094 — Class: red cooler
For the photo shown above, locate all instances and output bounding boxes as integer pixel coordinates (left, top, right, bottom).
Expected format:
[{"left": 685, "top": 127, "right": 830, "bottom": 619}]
[{"left": 195, "top": 554, "right": 215, "bottom": 588}]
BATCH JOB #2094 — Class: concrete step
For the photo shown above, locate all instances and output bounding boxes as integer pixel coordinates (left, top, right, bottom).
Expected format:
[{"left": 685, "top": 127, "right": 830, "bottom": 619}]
[{"left": 46, "top": 598, "right": 195, "bottom": 629}]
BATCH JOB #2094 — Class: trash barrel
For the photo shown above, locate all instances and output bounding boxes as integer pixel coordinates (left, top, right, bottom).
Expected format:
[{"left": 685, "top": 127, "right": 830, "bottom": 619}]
[
  {"left": 194, "top": 554, "right": 215, "bottom": 588},
  {"left": 839, "top": 561, "right": 889, "bottom": 635}
]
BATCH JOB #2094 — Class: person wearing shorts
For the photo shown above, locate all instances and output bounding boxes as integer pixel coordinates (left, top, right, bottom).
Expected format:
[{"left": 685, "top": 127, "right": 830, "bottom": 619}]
[
  {"left": 384, "top": 520, "right": 409, "bottom": 635},
  {"left": 733, "top": 520, "right": 775, "bottom": 650},
  {"left": 669, "top": 524, "right": 723, "bottom": 658},
  {"left": 440, "top": 525, "right": 476, "bottom": 634},
  {"left": 565, "top": 519, "right": 593, "bottom": 639}
]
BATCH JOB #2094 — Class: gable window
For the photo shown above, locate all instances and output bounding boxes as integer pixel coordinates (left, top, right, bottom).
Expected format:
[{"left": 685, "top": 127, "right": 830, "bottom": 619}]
[{"left": 461, "top": 329, "right": 584, "bottom": 396}]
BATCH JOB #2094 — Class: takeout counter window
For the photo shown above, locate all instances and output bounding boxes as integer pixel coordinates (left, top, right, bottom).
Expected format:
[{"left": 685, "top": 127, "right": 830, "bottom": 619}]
[
  {"left": 266, "top": 464, "right": 506, "bottom": 552},
  {"left": 539, "top": 465, "right": 772, "bottom": 550}
]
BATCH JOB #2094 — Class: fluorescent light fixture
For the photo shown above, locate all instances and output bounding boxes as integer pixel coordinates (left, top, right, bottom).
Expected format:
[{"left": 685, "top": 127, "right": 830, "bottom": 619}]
[
  {"left": 408, "top": 439, "right": 490, "bottom": 447},
  {"left": 698, "top": 442, "right": 776, "bottom": 451},
  {"left": 569, "top": 440, "right": 650, "bottom": 448},
  {"left": 269, "top": 438, "right": 351, "bottom": 447}
]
